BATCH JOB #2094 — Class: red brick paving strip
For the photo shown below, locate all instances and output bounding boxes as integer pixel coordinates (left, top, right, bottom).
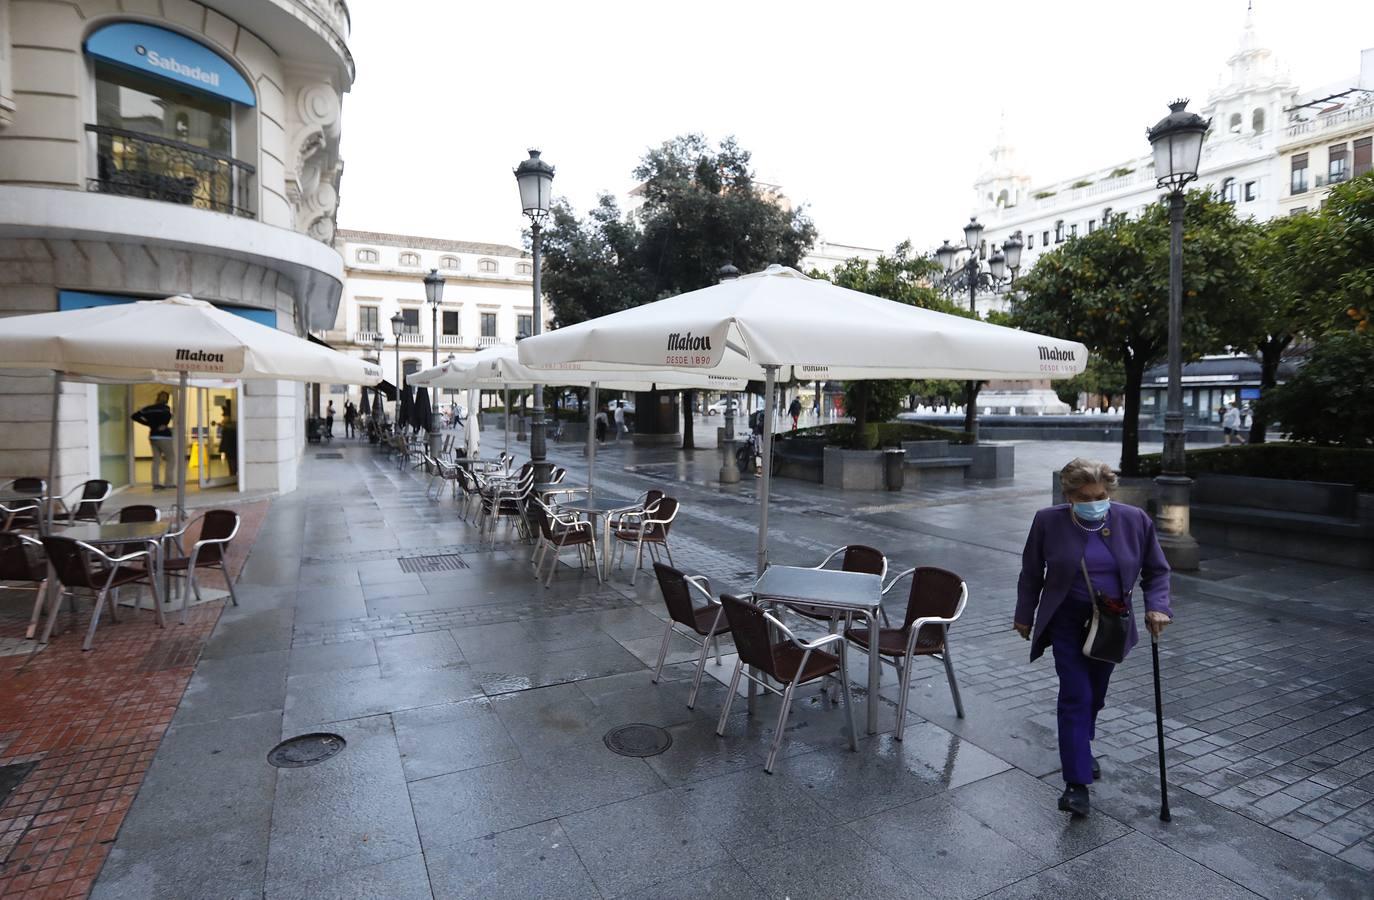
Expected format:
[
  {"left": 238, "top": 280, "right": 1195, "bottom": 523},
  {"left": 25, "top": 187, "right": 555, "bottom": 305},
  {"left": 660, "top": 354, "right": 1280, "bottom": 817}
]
[{"left": 0, "top": 500, "right": 269, "bottom": 899}]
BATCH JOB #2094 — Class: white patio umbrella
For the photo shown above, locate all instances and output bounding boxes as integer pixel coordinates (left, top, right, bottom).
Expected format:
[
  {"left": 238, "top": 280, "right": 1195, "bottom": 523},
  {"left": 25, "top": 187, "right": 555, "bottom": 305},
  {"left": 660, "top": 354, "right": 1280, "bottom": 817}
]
[
  {"left": 464, "top": 389, "right": 481, "bottom": 458},
  {"left": 517, "top": 264, "right": 1089, "bottom": 572},
  {"left": 412, "top": 345, "right": 744, "bottom": 494},
  {"left": 0, "top": 295, "right": 382, "bottom": 522}
]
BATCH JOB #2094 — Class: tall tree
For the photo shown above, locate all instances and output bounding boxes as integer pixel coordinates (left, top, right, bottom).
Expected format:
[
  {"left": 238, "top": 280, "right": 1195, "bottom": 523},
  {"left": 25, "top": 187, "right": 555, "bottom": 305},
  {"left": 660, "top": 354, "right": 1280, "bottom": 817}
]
[
  {"left": 633, "top": 135, "right": 817, "bottom": 448},
  {"left": 540, "top": 195, "right": 650, "bottom": 328},
  {"left": 814, "top": 242, "right": 962, "bottom": 445},
  {"left": 1013, "top": 190, "right": 1258, "bottom": 474}
]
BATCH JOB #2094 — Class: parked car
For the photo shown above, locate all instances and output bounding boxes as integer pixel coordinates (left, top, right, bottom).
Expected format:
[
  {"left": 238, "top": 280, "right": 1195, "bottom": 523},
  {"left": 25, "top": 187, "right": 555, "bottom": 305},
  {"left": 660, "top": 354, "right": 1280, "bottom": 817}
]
[{"left": 706, "top": 398, "right": 740, "bottom": 416}]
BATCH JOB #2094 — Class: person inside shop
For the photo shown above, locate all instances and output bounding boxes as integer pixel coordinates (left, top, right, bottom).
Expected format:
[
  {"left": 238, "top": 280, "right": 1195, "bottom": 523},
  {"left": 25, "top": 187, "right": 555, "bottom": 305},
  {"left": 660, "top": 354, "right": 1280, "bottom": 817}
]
[{"left": 131, "top": 391, "right": 174, "bottom": 489}]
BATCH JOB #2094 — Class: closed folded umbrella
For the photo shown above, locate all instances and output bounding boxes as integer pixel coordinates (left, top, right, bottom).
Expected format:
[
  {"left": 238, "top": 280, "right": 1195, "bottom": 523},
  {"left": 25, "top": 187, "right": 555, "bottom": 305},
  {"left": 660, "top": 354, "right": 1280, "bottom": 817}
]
[
  {"left": 413, "top": 386, "right": 432, "bottom": 434},
  {"left": 398, "top": 385, "right": 413, "bottom": 432}
]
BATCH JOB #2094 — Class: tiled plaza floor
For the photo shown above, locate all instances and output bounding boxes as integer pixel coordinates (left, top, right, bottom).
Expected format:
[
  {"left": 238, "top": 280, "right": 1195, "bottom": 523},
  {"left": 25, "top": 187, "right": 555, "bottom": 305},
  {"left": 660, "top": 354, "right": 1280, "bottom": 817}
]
[
  {"left": 0, "top": 502, "right": 267, "bottom": 899},
  {"left": 14, "top": 431, "right": 1373, "bottom": 898}
]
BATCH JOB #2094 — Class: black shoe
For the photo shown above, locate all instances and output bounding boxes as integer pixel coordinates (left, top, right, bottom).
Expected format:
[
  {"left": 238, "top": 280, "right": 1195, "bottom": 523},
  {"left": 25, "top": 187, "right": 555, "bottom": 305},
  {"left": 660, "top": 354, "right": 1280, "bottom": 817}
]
[
  {"left": 1058, "top": 783, "right": 1090, "bottom": 817},
  {"left": 1092, "top": 756, "right": 1101, "bottom": 780}
]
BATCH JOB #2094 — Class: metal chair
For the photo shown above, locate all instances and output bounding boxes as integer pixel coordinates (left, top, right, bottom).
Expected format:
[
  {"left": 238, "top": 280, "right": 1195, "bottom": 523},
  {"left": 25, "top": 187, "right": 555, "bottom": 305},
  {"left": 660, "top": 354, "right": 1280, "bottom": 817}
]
[
  {"left": 612, "top": 496, "right": 679, "bottom": 584},
  {"left": 844, "top": 566, "right": 968, "bottom": 738},
  {"left": 480, "top": 466, "right": 534, "bottom": 545},
  {"left": 160, "top": 509, "right": 241, "bottom": 623},
  {"left": 608, "top": 489, "right": 664, "bottom": 532},
  {"left": 54, "top": 479, "right": 113, "bottom": 525},
  {"left": 529, "top": 496, "right": 600, "bottom": 588},
  {"left": 40, "top": 535, "right": 163, "bottom": 650},
  {"left": 1, "top": 498, "right": 41, "bottom": 532},
  {"left": 715, "top": 593, "right": 857, "bottom": 773},
  {"left": 651, "top": 563, "right": 731, "bottom": 709},
  {"left": 1, "top": 532, "right": 49, "bottom": 639}
]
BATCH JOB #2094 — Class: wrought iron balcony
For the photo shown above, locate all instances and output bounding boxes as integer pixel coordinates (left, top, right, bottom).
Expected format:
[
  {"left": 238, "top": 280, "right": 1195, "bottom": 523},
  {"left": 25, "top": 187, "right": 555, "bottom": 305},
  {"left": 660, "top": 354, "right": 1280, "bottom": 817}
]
[{"left": 85, "top": 124, "right": 256, "bottom": 218}]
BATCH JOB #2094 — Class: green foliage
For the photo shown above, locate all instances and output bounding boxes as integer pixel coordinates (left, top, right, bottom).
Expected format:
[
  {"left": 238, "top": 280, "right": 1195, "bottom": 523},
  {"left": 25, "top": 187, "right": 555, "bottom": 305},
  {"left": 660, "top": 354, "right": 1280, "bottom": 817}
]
[
  {"left": 908, "top": 379, "right": 963, "bottom": 406},
  {"left": 1259, "top": 331, "right": 1374, "bottom": 448},
  {"left": 1137, "top": 442, "right": 1374, "bottom": 491},
  {"left": 1072, "top": 179, "right": 1094, "bottom": 189},
  {"left": 1054, "top": 355, "right": 1127, "bottom": 410},
  {"left": 1110, "top": 167, "right": 1135, "bottom": 178},
  {"left": 1013, "top": 189, "right": 1261, "bottom": 473},
  {"left": 781, "top": 422, "right": 973, "bottom": 448},
  {"left": 1033, "top": 190, "right": 1057, "bottom": 199}
]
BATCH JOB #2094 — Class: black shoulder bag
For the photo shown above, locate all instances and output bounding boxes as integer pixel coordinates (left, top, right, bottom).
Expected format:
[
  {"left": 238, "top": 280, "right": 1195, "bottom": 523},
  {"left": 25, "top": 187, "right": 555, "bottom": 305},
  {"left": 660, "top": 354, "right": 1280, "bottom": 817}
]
[{"left": 1080, "top": 557, "right": 1129, "bottom": 664}]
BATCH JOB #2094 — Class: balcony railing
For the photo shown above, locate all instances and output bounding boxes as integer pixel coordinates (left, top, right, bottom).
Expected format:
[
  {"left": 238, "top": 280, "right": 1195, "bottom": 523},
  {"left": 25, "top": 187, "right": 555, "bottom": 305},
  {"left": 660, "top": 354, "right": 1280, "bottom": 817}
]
[
  {"left": 397, "top": 332, "right": 426, "bottom": 346},
  {"left": 85, "top": 124, "right": 256, "bottom": 218},
  {"left": 350, "top": 331, "right": 382, "bottom": 345},
  {"left": 1285, "top": 103, "right": 1374, "bottom": 140},
  {"left": 477, "top": 335, "right": 500, "bottom": 348},
  {"left": 439, "top": 334, "right": 465, "bottom": 347}
]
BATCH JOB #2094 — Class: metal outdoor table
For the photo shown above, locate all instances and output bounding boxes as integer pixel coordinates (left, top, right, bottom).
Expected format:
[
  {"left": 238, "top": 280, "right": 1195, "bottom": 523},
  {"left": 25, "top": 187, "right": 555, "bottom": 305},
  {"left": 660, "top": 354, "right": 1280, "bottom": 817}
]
[
  {"left": 556, "top": 493, "right": 636, "bottom": 580},
  {"left": 753, "top": 565, "right": 885, "bottom": 735},
  {"left": 40, "top": 520, "right": 170, "bottom": 643}
]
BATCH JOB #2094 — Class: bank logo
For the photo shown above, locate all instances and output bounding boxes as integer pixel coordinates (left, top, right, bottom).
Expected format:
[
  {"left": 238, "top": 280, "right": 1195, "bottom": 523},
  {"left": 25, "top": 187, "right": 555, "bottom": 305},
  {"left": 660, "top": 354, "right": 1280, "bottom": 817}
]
[
  {"left": 136, "top": 45, "right": 222, "bottom": 88},
  {"left": 667, "top": 332, "right": 712, "bottom": 352},
  {"left": 1038, "top": 345, "right": 1076, "bottom": 362}
]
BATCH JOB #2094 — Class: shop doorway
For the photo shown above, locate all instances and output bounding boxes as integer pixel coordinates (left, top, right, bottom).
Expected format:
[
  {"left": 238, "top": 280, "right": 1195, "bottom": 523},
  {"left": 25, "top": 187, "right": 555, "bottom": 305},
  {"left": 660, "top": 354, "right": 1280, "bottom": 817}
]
[{"left": 116, "top": 383, "right": 241, "bottom": 493}]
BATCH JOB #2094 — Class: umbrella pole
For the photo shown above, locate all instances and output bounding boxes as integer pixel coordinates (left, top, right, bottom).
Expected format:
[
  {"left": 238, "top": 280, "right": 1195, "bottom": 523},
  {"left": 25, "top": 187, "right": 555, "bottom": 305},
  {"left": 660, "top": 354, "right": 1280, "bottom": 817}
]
[
  {"left": 503, "top": 387, "right": 510, "bottom": 457},
  {"left": 756, "top": 365, "right": 778, "bottom": 575},
  {"left": 176, "top": 371, "right": 188, "bottom": 523},
  {"left": 587, "top": 382, "right": 597, "bottom": 496},
  {"left": 45, "top": 373, "right": 61, "bottom": 533}
]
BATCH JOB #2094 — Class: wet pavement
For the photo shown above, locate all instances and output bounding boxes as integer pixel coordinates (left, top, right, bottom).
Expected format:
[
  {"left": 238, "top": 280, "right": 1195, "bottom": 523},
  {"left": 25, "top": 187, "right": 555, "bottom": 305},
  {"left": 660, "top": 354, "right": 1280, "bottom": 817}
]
[{"left": 76, "top": 432, "right": 1374, "bottom": 898}]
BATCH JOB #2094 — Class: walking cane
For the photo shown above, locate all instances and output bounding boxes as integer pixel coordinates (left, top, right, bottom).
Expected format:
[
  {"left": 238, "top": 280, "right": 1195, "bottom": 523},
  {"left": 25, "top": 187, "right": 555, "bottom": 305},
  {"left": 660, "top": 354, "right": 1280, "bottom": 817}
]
[{"left": 1151, "top": 630, "right": 1172, "bottom": 822}]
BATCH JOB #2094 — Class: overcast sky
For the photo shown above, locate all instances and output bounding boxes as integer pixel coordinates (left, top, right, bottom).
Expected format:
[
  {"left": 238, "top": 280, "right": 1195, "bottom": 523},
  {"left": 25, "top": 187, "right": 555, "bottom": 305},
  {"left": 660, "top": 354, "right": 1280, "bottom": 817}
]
[{"left": 335, "top": 0, "right": 1373, "bottom": 254}]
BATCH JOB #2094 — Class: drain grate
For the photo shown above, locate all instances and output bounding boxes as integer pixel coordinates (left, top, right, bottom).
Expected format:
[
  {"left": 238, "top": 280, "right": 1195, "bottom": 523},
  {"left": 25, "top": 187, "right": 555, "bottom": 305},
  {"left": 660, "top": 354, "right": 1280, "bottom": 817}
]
[
  {"left": 398, "top": 554, "right": 469, "bottom": 574},
  {"left": 268, "top": 733, "right": 345, "bottom": 768},
  {"left": 604, "top": 724, "right": 673, "bottom": 758},
  {"left": 0, "top": 761, "right": 37, "bottom": 808},
  {"left": 316, "top": 452, "right": 344, "bottom": 460}
]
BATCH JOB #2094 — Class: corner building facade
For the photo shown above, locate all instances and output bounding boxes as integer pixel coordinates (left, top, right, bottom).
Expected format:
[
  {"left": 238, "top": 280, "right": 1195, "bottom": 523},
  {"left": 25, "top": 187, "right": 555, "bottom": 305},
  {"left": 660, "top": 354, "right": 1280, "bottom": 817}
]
[{"left": 0, "top": 0, "right": 354, "bottom": 497}]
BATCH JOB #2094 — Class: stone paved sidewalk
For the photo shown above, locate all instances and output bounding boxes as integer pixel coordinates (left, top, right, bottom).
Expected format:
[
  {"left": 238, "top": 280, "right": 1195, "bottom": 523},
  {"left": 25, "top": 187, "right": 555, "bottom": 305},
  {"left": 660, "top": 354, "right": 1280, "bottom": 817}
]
[{"left": 73, "top": 435, "right": 1374, "bottom": 898}]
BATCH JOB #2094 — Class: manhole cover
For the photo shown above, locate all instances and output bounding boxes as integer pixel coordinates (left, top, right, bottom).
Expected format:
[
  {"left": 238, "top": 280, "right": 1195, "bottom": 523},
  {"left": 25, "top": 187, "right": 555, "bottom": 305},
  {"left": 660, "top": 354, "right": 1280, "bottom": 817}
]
[
  {"left": 604, "top": 724, "right": 672, "bottom": 758},
  {"left": 268, "top": 733, "right": 346, "bottom": 768},
  {"left": 316, "top": 452, "right": 344, "bottom": 460},
  {"left": 398, "top": 554, "right": 469, "bottom": 574}
]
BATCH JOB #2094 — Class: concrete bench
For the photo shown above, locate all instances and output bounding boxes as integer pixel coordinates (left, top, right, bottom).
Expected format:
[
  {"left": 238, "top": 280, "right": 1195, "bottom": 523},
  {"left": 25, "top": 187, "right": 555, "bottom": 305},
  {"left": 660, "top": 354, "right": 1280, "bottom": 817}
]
[{"left": 1189, "top": 475, "right": 1373, "bottom": 569}]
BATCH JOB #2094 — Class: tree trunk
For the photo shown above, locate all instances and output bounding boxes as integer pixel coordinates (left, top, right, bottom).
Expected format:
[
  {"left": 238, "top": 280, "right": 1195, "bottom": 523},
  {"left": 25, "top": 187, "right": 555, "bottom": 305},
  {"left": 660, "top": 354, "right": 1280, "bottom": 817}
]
[
  {"left": 1119, "top": 359, "right": 1146, "bottom": 476},
  {"left": 681, "top": 390, "right": 695, "bottom": 450},
  {"left": 1249, "top": 337, "right": 1288, "bottom": 444},
  {"left": 962, "top": 380, "right": 981, "bottom": 439},
  {"left": 851, "top": 382, "right": 870, "bottom": 448}
]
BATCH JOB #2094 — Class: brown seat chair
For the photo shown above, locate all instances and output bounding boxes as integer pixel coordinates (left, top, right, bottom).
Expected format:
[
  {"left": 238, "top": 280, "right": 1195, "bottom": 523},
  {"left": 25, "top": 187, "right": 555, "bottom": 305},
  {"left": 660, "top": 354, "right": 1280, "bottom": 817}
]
[
  {"left": 40, "top": 535, "right": 164, "bottom": 649},
  {"left": 2, "top": 477, "right": 46, "bottom": 531},
  {"left": 608, "top": 489, "right": 664, "bottom": 531},
  {"left": 1, "top": 532, "right": 49, "bottom": 639},
  {"left": 844, "top": 566, "right": 968, "bottom": 739},
  {"left": 54, "top": 479, "right": 113, "bottom": 526},
  {"left": 790, "top": 545, "right": 888, "bottom": 625},
  {"left": 715, "top": 593, "right": 858, "bottom": 773},
  {"left": 651, "top": 563, "right": 732, "bottom": 709},
  {"left": 529, "top": 497, "right": 600, "bottom": 588},
  {"left": 612, "top": 496, "right": 679, "bottom": 584},
  {"left": 161, "top": 509, "right": 241, "bottom": 623}
]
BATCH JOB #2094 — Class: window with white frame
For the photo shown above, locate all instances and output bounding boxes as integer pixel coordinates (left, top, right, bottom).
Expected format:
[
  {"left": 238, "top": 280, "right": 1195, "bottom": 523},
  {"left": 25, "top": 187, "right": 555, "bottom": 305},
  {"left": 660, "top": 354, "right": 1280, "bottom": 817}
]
[
  {"left": 516, "top": 261, "right": 533, "bottom": 275},
  {"left": 1220, "top": 177, "right": 1237, "bottom": 203},
  {"left": 399, "top": 308, "right": 420, "bottom": 333},
  {"left": 1244, "top": 181, "right": 1258, "bottom": 202},
  {"left": 478, "top": 258, "right": 498, "bottom": 273},
  {"left": 358, "top": 306, "right": 379, "bottom": 333},
  {"left": 357, "top": 248, "right": 378, "bottom": 263},
  {"left": 399, "top": 251, "right": 420, "bottom": 267},
  {"left": 480, "top": 312, "right": 497, "bottom": 337},
  {"left": 440, "top": 255, "right": 460, "bottom": 270}
]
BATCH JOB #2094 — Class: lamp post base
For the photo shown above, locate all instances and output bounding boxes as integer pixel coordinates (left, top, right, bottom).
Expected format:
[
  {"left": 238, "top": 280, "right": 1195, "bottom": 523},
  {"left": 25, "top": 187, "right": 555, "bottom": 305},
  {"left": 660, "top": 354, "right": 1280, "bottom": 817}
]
[
  {"left": 1153, "top": 474, "right": 1200, "bottom": 571},
  {"left": 719, "top": 439, "right": 740, "bottom": 484}
]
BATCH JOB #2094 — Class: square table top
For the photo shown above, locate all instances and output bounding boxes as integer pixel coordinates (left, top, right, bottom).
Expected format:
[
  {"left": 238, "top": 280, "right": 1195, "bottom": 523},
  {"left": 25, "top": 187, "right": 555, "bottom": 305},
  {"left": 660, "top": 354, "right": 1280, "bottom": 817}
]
[
  {"left": 557, "top": 494, "right": 637, "bottom": 515},
  {"left": 61, "top": 521, "right": 169, "bottom": 544},
  {"left": 753, "top": 565, "right": 883, "bottom": 612}
]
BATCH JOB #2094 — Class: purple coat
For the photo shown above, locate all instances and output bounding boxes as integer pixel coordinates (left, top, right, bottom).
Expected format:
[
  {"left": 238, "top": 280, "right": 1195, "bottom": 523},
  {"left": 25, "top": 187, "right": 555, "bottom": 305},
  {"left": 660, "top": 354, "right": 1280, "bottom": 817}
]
[{"left": 1016, "top": 503, "right": 1173, "bottom": 661}]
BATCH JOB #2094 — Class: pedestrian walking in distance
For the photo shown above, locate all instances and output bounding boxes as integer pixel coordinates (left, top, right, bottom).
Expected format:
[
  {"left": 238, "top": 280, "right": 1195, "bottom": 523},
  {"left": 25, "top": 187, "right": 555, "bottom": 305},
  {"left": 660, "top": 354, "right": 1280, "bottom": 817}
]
[
  {"left": 325, "top": 401, "right": 335, "bottom": 438},
  {"left": 788, "top": 395, "right": 801, "bottom": 431},
  {"left": 614, "top": 401, "right": 627, "bottom": 441},
  {"left": 131, "top": 391, "right": 174, "bottom": 489},
  {"left": 1222, "top": 403, "right": 1246, "bottom": 445},
  {"left": 344, "top": 400, "right": 357, "bottom": 439},
  {"left": 1015, "top": 458, "right": 1173, "bottom": 817},
  {"left": 594, "top": 405, "right": 609, "bottom": 444}
]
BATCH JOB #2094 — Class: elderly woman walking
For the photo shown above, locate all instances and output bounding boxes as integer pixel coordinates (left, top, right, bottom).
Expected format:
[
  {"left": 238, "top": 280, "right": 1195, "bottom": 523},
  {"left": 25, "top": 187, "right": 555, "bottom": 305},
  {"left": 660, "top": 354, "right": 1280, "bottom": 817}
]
[{"left": 1016, "top": 458, "right": 1173, "bottom": 817}]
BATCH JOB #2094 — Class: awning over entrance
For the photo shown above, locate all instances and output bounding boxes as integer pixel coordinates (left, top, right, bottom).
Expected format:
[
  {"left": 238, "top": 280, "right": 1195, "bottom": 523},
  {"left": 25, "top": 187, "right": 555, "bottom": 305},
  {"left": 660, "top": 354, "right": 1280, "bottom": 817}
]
[{"left": 84, "top": 22, "right": 257, "bottom": 106}]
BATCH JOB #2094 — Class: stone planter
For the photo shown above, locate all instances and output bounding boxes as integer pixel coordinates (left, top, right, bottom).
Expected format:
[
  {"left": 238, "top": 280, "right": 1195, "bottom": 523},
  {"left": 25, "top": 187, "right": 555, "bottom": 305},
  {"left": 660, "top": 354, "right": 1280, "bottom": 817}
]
[
  {"left": 823, "top": 447, "right": 887, "bottom": 491},
  {"left": 969, "top": 443, "right": 1015, "bottom": 479}
]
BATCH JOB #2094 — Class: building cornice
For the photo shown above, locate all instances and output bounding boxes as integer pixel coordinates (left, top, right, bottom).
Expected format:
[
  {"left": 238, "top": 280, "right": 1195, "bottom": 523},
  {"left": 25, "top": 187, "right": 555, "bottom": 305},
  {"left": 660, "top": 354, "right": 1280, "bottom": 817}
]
[{"left": 335, "top": 228, "right": 529, "bottom": 258}]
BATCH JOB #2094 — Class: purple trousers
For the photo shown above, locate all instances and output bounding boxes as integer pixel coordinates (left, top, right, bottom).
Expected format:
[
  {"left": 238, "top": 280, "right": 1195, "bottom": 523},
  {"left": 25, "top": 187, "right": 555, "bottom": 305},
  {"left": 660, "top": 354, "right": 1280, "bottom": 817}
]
[{"left": 1049, "top": 596, "right": 1114, "bottom": 785}]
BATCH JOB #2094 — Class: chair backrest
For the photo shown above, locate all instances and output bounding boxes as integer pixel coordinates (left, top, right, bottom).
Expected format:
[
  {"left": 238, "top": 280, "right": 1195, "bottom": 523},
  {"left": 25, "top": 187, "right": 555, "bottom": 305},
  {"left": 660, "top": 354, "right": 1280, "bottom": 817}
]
[
  {"left": 840, "top": 545, "right": 886, "bottom": 577},
  {"left": 719, "top": 594, "right": 781, "bottom": 678},
  {"left": 901, "top": 566, "right": 966, "bottom": 633},
  {"left": 653, "top": 562, "right": 705, "bottom": 629},
  {"left": 529, "top": 498, "right": 555, "bottom": 541},
  {"left": 72, "top": 480, "right": 111, "bottom": 522},
  {"left": 41, "top": 536, "right": 99, "bottom": 589},
  {"left": 196, "top": 510, "right": 238, "bottom": 564},
  {"left": 643, "top": 489, "right": 666, "bottom": 512},
  {"left": 118, "top": 505, "right": 161, "bottom": 524},
  {"left": 0, "top": 532, "right": 44, "bottom": 581},
  {"left": 10, "top": 477, "right": 45, "bottom": 495},
  {"left": 650, "top": 497, "right": 679, "bottom": 534}
]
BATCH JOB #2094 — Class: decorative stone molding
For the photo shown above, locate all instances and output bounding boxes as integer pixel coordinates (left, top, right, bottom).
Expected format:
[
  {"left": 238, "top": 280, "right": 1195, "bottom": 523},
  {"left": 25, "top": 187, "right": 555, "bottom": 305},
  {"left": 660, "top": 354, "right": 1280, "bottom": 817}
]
[{"left": 285, "top": 78, "right": 345, "bottom": 246}]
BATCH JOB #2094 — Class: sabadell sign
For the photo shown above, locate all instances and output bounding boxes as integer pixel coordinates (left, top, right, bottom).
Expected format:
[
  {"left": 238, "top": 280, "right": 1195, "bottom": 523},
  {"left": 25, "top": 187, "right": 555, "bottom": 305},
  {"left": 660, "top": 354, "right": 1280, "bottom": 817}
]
[{"left": 84, "top": 22, "right": 257, "bottom": 107}]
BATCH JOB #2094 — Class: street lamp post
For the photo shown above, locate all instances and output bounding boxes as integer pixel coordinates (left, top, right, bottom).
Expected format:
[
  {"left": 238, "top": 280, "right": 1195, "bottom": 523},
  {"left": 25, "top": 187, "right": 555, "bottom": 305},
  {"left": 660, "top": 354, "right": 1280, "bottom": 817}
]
[
  {"left": 390, "top": 310, "right": 404, "bottom": 426},
  {"left": 514, "top": 149, "right": 555, "bottom": 482},
  {"left": 935, "top": 220, "right": 1023, "bottom": 439},
  {"left": 423, "top": 268, "right": 446, "bottom": 455},
  {"left": 1147, "top": 99, "right": 1209, "bottom": 571}
]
